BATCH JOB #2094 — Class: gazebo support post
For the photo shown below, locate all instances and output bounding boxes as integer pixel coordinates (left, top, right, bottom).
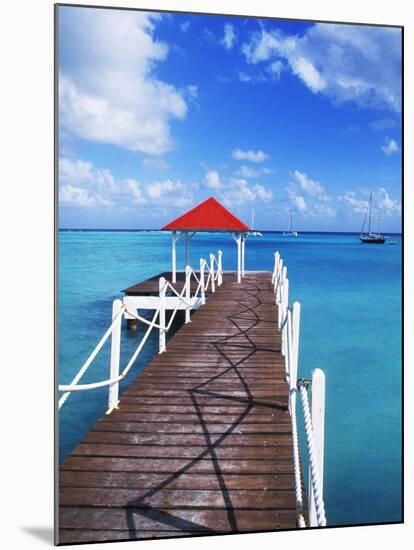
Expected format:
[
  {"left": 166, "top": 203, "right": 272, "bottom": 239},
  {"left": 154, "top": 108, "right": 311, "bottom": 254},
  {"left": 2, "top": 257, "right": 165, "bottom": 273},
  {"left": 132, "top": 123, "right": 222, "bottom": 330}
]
[
  {"left": 241, "top": 233, "right": 246, "bottom": 277},
  {"left": 184, "top": 231, "right": 196, "bottom": 270},
  {"left": 233, "top": 233, "right": 242, "bottom": 283},
  {"left": 185, "top": 231, "right": 190, "bottom": 268},
  {"left": 172, "top": 231, "right": 180, "bottom": 284}
]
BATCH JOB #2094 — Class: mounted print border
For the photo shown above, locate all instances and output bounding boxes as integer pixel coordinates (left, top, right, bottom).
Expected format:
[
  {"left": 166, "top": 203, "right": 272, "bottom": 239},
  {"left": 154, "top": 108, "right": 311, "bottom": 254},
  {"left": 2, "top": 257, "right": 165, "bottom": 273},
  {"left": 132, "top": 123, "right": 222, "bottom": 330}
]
[{"left": 55, "top": 3, "right": 403, "bottom": 545}]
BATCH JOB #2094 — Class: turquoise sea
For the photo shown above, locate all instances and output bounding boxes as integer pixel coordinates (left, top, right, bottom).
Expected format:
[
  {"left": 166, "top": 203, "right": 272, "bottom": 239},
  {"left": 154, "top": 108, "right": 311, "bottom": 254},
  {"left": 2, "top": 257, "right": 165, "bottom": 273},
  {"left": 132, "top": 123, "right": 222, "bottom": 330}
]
[{"left": 58, "top": 230, "right": 402, "bottom": 527}]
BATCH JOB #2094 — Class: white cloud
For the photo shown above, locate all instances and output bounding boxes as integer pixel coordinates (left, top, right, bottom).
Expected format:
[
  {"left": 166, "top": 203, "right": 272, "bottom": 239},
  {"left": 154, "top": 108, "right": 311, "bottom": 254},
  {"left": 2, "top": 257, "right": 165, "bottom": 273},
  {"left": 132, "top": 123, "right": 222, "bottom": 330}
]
[
  {"left": 234, "top": 165, "right": 273, "bottom": 178},
  {"left": 371, "top": 117, "right": 399, "bottom": 132},
  {"left": 243, "top": 24, "right": 401, "bottom": 112},
  {"left": 222, "top": 23, "right": 236, "bottom": 49},
  {"left": 377, "top": 187, "right": 401, "bottom": 213},
  {"left": 59, "top": 157, "right": 194, "bottom": 210},
  {"left": 253, "top": 184, "right": 273, "bottom": 201},
  {"left": 286, "top": 169, "right": 335, "bottom": 217},
  {"left": 186, "top": 85, "right": 198, "bottom": 99},
  {"left": 239, "top": 72, "right": 252, "bottom": 83},
  {"left": 59, "top": 158, "right": 95, "bottom": 186},
  {"left": 200, "top": 168, "right": 272, "bottom": 207},
  {"left": 311, "top": 203, "right": 336, "bottom": 218},
  {"left": 180, "top": 21, "right": 190, "bottom": 32},
  {"left": 242, "top": 30, "right": 282, "bottom": 63},
  {"left": 294, "top": 196, "right": 307, "bottom": 212},
  {"left": 235, "top": 165, "right": 260, "bottom": 178},
  {"left": 267, "top": 60, "right": 284, "bottom": 79},
  {"left": 204, "top": 170, "right": 222, "bottom": 189},
  {"left": 232, "top": 148, "right": 270, "bottom": 163},
  {"left": 381, "top": 137, "right": 400, "bottom": 155},
  {"left": 146, "top": 179, "right": 193, "bottom": 207},
  {"left": 59, "top": 157, "right": 119, "bottom": 207},
  {"left": 59, "top": 9, "right": 188, "bottom": 154},
  {"left": 339, "top": 187, "right": 400, "bottom": 216},
  {"left": 126, "top": 179, "right": 146, "bottom": 204},
  {"left": 292, "top": 170, "right": 326, "bottom": 196},
  {"left": 339, "top": 190, "right": 368, "bottom": 214},
  {"left": 291, "top": 56, "right": 326, "bottom": 92},
  {"left": 142, "top": 157, "right": 169, "bottom": 171},
  {"left": 220, "top": 179, "right": 254, "bottom": 206},
  {"left": 238, "top": 71, "right": 267, "bottom": 83},
  {"left": 60, "top": 185, "right": 101, "bottom": 208}
]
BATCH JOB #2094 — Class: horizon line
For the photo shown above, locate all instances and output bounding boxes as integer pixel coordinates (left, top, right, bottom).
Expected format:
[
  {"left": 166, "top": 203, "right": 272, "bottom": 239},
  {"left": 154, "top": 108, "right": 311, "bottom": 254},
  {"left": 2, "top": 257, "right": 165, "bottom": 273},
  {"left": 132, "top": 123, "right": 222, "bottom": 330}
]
[{"left": 58, "top": 228, "right": 403, "bottom": 235}]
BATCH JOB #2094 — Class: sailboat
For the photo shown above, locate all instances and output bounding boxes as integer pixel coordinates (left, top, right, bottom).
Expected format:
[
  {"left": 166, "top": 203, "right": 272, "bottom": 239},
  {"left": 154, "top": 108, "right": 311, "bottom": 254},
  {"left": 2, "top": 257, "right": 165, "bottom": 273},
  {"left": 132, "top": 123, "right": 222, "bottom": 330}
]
[
  {"left": 360, "top": 192, "right": 386, "bottom": 244},
  {"left": 249, "top": 209, "right": 262, "bottom": 237},
  {"left": 283, "top": 210, "right": 298, "bottom": 237}
]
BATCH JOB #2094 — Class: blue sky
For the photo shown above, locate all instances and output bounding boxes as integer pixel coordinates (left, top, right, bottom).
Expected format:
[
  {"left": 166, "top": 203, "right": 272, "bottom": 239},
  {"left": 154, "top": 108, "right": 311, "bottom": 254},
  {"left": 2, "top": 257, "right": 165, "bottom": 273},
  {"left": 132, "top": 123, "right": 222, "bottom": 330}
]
[{"left": 58, "top": 6, "right": 402, "bottom": 231}]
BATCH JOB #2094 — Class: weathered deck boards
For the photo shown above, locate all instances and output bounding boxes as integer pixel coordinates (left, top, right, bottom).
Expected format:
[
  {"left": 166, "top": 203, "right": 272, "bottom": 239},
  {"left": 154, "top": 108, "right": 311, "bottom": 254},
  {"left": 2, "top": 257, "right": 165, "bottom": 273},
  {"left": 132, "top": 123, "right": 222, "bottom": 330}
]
[{"left": 59, "top": 272, "right": 298, "bottom": 544}]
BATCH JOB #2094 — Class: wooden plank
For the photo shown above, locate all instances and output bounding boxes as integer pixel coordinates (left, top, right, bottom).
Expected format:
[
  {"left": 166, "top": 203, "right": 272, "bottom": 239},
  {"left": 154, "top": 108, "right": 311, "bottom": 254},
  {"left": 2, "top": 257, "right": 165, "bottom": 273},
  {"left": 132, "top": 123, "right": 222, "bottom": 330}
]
[
  {"left": 71, "top": 443, "right": 292, "bottom": 460},
  {"left": 99, "top": 412, "right": 291, "bottom": 423},
  {"left": 59, "top": 506, "right": 298, "bottom": 532},
  {"left": 60, "top": 487, "right": 297, "bottom": 509},
  {"left": 59, "top": 471, "right": 295, "bottom": 490},
  {"left": 62, "top": 456, "right": 295, "bottom": 474},
  {"left": 58, "top": 530, "right": 197, "bottom": 543},
  {"left": 96, "top": 420, "right": 292, "bottom": 433},
  {"left": 79, "top": 432, "right": 291, "bottom": 447}
]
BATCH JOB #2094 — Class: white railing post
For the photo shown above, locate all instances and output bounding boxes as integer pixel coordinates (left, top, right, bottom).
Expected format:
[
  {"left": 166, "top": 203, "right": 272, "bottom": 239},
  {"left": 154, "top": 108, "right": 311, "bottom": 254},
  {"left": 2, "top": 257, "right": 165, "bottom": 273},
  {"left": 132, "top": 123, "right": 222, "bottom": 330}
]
[
  {"left": 185, "top": 265, "right": 191, "bottom": 323},
  {"left": 272, "top": 251, "right": 280, "bottom": 285},
  {"left": 107, "top": 299, "right": 123, "bottom": 414},
  {"left": 281, "top": 278, "right": 289, "bottom": 356},
  {"left": 277, "top": 260, "right": 284, "bottom": 320},
  {"left": 291, "top": 302, "right": 301, "bottom": 389},
  {"left": 200, "top": 258, "right": 206, "bottom": 305},
  {"left": 159, "top": 277, "right": 166, "bottom": 353},
  {"left": 309, "top": 368, "right": 326, "bottom": 527},
  {"left": 285, "top": 307, "right": 292, "bottom": 383},
  {"left": 218, "top": 250, "right": 223, "bottom": 286},
  {"left": 236, "top": 234, "right": 241, "bottom": 283},
  {"left": 241, "top": 235, "right": 245, "bottom": 277},
  {"left": 209, "top": 253, "right": 216, "bottom": 293}
]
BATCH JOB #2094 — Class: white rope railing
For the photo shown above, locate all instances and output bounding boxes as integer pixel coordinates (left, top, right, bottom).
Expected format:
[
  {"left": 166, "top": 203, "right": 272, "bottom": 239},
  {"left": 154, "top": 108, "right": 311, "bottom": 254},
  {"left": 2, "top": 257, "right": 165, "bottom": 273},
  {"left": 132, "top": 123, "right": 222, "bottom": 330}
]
[
  {"left": 123, "top": 303, "right": 166, "bottom": 330},
  {"left": 58, "top": 305, "right": 161, "bottom": 396},
  {"left": 58, "top": 250, "right": 224, "bottom": 413},
  {"left": 291, "top": 390, "right": 306, "bottom": 528},
  {"left": 272, "top": 250, "right": 326, "bottom": 528},
  {"left": 120, "top": 306, "right": 162, "bottom": 378},
  {"left": 58, "top": 306, "right": 125, "bottom": 409},
  {"left": 298, "top": 379, "right": 327, "bottom": 527},
  {"left": 164, "top": 279, "right": 193, "bottom": 307}
]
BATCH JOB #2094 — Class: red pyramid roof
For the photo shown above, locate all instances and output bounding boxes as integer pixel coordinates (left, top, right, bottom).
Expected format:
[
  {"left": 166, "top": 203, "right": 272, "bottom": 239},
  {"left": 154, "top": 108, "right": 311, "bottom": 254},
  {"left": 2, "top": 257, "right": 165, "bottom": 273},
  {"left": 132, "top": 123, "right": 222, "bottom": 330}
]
[{"left": 162, "top": 197, "right": 249, "bottom": 232}]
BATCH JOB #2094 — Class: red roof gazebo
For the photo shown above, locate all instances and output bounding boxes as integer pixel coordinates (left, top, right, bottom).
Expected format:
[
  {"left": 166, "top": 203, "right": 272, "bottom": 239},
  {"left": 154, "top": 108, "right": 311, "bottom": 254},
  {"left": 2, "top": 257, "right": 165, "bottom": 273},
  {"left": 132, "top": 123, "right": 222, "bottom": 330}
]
[{"left": 162, "top": 197, "right": 249, "bottom": 283}]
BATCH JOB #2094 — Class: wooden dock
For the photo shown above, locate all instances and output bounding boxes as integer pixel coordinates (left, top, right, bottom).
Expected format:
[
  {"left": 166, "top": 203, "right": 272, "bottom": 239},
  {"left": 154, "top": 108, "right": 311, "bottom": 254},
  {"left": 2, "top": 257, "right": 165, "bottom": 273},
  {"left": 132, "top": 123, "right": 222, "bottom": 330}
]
[{"left": 59, "top": 271, "right": 300, "bottom": 544}]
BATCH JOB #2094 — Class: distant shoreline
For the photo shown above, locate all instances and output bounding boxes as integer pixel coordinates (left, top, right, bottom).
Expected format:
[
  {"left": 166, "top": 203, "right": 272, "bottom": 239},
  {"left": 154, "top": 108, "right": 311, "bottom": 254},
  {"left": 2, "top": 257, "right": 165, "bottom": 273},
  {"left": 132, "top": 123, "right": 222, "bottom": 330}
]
[{"left": 59, "top": 228, "right": 402, "bottom": 236}]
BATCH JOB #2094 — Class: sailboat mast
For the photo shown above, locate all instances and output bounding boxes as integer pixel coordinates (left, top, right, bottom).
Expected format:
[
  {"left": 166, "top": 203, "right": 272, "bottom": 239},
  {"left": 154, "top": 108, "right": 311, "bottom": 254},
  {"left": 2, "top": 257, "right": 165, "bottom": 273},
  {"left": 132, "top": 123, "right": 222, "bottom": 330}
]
[{"left": 367, "top": 193, "right": 372, "bottom": 235}]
